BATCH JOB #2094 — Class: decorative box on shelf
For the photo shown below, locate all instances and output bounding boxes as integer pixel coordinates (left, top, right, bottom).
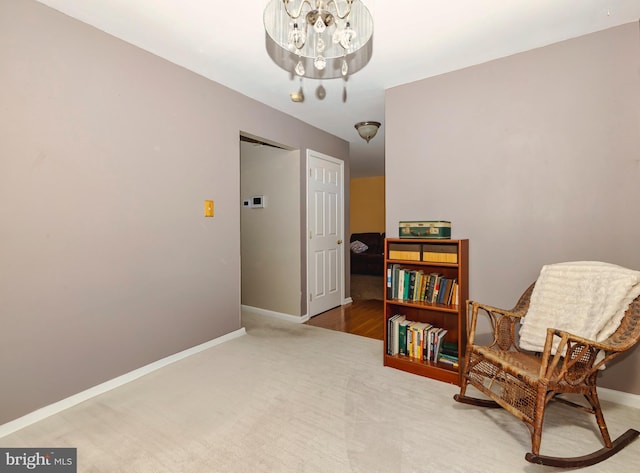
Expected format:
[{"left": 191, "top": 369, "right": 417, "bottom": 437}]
[
  {"left": 388, "top": 242, "right": 421, "bottom": 261},
  {"left": 399, "top": 221, "right": 451, "bottom": 239}
]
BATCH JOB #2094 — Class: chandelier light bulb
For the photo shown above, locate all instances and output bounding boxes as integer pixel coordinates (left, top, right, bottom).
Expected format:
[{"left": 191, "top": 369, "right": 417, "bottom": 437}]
[
  {"left": 288, "top": 23, "right": 306, "bottom": 50},
  {"left": 332, "top": 28, "right": 342, "bottom": 44},
  {"left": 340, "top": 22, "right": 356, "bottom": 50}
]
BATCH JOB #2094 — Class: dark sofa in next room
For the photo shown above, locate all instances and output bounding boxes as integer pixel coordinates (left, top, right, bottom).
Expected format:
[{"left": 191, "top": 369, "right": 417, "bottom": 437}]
[{"left": 350, "top": 232, "right": 385, "bottom": 276}]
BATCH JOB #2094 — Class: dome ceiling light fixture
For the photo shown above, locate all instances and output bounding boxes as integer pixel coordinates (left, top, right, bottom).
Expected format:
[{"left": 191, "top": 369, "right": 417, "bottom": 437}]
[
  {"left": 264, "top": 0, "right": 374, "bottom": 81},
  {"left": 354, "top": 121, "right": 381, "bottom": 143}
]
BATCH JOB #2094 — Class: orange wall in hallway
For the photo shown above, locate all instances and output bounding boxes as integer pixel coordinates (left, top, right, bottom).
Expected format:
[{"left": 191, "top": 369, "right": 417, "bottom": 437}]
[{"left": 350, "top": 176, "right": 385, "bottom": 234}]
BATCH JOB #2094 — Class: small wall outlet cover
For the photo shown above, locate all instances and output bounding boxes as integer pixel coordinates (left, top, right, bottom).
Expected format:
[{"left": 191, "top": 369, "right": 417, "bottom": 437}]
[{"left": 242, "top": 200, "right": 250, "bottom": 207}]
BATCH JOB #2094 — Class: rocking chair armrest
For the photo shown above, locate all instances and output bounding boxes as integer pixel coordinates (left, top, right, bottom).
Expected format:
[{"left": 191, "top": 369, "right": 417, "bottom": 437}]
[
  {"left": 466, "top": 300, "right": 526, "bottom": 347},
  {"left": 548, "top": 329, "right": 619, "bottom": 353},
  {"left": 468, "top": 300, "right": 526, "bottom": 319},
  {"left": 539, "top": 328, "right": 621, "bottom": 381}
]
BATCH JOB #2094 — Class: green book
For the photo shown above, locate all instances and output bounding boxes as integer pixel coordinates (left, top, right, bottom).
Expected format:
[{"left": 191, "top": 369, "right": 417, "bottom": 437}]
[
  {"left": 398, "top": 320, "right": 410, "bottom": 355},
  {"left": 403, "top": 270, "right": 412, "bottom": 300},
  {"left": 441, "top": 342, "right": 458, "bottom": 357}
]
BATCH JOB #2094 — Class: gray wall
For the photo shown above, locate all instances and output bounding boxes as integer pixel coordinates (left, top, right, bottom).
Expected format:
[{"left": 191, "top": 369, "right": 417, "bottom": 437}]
[
  {"left": 240, "top": 142, "right": 301, "bottom": 316},
  {"left": 0, "top": 0, "right": 349, "bottom": 425},
  {"left": 386, "top": 22, "right": 640, "bottom": 394}
]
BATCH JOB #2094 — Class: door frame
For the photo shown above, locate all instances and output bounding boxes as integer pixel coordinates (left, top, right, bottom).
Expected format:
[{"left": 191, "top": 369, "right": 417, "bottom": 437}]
[{"left": 305, "top": 149, "right": 345, "bottom": 317}]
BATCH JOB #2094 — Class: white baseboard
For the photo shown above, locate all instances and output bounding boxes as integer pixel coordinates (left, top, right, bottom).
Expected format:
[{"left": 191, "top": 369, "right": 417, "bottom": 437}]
[
  {"left": 241, "top": 305, "right": 310, "bottom": 323},
  {"left": 242, "top": 300, "right": 356, "bottom": 322},
  {"left": 0, "top": 327, "right": 246, "bottom": 439}
]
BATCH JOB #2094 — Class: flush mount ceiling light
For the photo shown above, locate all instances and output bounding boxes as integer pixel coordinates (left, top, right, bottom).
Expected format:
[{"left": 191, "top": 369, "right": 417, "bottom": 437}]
[
  {"left": 354, "top": 121, "right": 380, "bottom": 143},
  {"left": 264, "top": 0, "right": 374, "bottom": 80}
]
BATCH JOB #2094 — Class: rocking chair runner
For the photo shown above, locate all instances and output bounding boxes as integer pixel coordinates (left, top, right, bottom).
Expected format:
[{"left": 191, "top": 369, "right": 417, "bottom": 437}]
[{"left": 454, "top": 282, "right": 640, "bottom": 468}]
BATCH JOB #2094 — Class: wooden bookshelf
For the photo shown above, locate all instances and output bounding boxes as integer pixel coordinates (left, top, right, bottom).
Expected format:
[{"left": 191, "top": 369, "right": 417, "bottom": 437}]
[{"left": 383, "top": 238, "right": 469, "bottom": 385}]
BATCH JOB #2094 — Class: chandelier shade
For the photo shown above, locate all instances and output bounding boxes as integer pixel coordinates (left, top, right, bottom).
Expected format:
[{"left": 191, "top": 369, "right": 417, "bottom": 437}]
[{"left": 264, "top": 0, "right": 374, "bottom": 80}]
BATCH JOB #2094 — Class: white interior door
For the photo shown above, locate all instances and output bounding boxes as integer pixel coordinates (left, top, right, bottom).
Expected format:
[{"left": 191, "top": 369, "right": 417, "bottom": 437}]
[{"left": 307, "top": 150, "right": 344, "bottom": 317}]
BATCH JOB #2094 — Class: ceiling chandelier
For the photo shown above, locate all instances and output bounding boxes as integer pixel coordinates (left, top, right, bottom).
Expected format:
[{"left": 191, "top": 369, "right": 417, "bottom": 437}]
[{"left": 264, "top": 0, "right": 374, "bottom": 80}]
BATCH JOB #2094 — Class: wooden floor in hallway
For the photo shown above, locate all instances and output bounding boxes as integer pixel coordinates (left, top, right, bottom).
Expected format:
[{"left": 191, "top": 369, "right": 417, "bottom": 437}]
[{"left": 305, "top": 299, "right": 384, "bottom": 340}]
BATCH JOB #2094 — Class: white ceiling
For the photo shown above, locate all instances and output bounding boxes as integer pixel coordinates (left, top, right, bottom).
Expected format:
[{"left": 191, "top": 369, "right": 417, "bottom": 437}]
[{"left": 36, "top": 1, "right": 640, "bottom": 178}]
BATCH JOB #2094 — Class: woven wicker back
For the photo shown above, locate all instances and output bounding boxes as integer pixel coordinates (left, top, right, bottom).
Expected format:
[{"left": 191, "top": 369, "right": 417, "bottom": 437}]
[
  {"left": 510, "top": 282, "right": 535, "bottom": 314},
  {"left": 605, "top": 295, "right": 640, "bottom": 351}
]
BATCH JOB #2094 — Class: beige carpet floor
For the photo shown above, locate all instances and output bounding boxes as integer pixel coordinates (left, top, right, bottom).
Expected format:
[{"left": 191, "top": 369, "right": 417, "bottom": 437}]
[{"left": 1, "top": 311, "right": 639, "bottom": 472}]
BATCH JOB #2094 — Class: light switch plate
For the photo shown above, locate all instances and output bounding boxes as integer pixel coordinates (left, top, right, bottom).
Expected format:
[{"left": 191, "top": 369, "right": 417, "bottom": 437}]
[{"left": 204, "top": 200, "right": 214, "bottom": 217}]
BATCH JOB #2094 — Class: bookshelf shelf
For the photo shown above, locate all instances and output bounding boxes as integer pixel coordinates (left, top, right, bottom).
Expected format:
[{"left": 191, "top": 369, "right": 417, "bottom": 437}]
[
  {"left": 386, "top": 259, "right": 459, "bottom": 268},
  {"left": 384, "top": 355, "right": 460, "bottom": 385},
  {"left": 383, "top": 238, "right": 469, "bottom": 386},
  {"left": 386, "top": 299, "right": 459, "bottom": 313}
]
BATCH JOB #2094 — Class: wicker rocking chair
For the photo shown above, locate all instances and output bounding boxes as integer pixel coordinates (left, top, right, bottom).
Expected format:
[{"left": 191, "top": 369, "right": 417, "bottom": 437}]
[{"left": 454, "top": 282, "right": 640, "bottom": 468}]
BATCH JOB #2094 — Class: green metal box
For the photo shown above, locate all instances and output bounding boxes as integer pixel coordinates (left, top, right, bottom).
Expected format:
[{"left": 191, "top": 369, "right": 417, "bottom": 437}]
[{"left": 399, "top": 221, "right": 451, "bottom": 239}]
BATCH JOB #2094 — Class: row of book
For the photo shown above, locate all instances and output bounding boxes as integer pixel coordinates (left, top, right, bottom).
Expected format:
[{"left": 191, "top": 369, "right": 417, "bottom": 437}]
[
  {"left": 386, "top": 314, "right": 459, "bottom": 366},
  {"left": 387, "top": 264, "right": 458, "bottom": 305}
]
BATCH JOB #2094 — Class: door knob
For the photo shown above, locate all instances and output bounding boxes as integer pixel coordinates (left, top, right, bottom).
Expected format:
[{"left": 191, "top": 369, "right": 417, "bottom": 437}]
[{"left": 337, "top": 239, "right": 343, "bottom": 244}]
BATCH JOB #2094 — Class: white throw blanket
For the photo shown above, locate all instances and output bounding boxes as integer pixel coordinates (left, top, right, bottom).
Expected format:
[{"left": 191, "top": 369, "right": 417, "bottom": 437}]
[{"left": 519, "top": 261, "right": 640, "bottom": 354}]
